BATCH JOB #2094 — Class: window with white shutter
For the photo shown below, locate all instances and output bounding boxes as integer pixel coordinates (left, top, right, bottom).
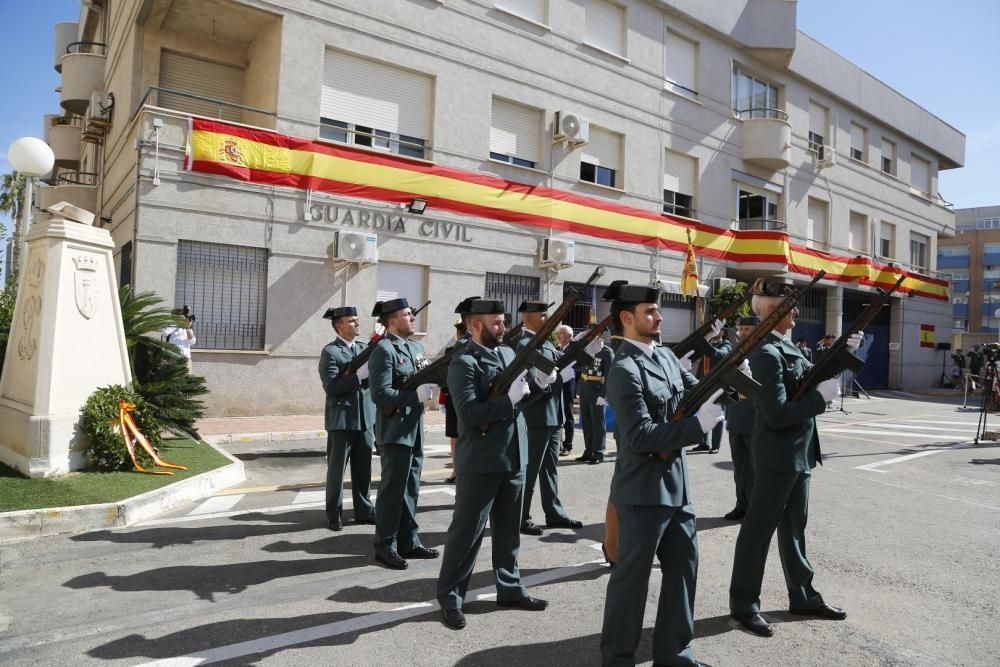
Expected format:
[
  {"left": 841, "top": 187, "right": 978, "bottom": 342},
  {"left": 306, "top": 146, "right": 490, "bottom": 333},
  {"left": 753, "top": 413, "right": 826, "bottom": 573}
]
[
  {"left": 376, "top": 262, "right": 428, "bottom": 331},
  {"left": 320, "top": 50, "right": 432, "bottom": 159},
  {"left": 911, "top": 153, "right": 930, "bottom": 194},
  {"left": 585, "top": 0, "right": 626, "bottom": 56},
  {"left": 495, "top": 0, "right": 546, "bottom": 25},
  {"left": 807, "top": 198, "right": 828, "bottom": 250},
  {"left": 850, "top": 122, "right": 867, "bottom": 162},
  {"left": 663, "top": 149, "right": 696, "bottom": 218},
  {"left": 881, "top": 138, "right": 896, "bottom": 176},
  {"left": 808, "top": 101, "right": 828, "bottom": 159},
  {"left": 490, "top": 98, "right": 542, "bottom": 168},
  {"left": 665, "top": 30, "right": 697, "bottom": 97},
  {"left": 158, "top": 50, "right": 245, "bottom": 122},
  {"left": 580, "top": 126, "right": 622, "bottom": 188},
  {"left": 849, "top": 211, "right": 867, "bottom": 252}
]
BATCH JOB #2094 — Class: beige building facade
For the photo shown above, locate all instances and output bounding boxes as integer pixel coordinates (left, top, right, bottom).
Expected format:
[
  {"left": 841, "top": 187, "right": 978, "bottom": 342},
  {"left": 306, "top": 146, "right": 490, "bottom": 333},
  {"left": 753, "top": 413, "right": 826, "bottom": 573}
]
[{"left": 38, "top": 0, "right": 964, "bottom": 415}]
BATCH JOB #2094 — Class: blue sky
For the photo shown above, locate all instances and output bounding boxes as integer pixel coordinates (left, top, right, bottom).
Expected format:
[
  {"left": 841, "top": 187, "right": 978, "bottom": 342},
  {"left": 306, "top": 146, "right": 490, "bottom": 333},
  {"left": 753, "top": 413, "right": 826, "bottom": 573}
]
[{"left": 0, "top": 0, "right": 997, "bottom": 258}]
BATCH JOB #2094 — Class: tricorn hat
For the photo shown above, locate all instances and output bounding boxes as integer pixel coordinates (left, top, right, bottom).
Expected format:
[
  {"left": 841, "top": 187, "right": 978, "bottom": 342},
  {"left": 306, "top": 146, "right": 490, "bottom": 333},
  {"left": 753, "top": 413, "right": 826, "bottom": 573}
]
[
  {"left": 518, "top": 300, "right": 549, "bottom": 313},
  {"left": 750, "top": 278, "right": 796, "bottom": 298},
  {"left": 372, "top": 298, "right": 409, "bottom": 317},
  {"left": 323, "top": 306, "right": 357, "bottom": 320},
  {"left": 738, "top": 315, "right": 761, "bottom": 326},
  {"left": 602, "top": 280, "right": 660, "bottom": 304},
  {"left": 454, "top": 296, "right": 483, "bottom": 314},
  {"left": 463, "top": 299, "right": 505, "bottom": 315}
]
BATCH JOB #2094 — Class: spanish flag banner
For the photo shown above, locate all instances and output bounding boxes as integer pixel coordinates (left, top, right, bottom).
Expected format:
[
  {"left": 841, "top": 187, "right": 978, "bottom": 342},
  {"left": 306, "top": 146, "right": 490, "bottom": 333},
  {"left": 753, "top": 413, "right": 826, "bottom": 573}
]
[
  {"left": 186, "top": 118, "right": 949, "bottom": 301},
  {"left": 681, "top": 228, "right": 699, "bottom": 297},
  {"left": 919, "top": 324, "right": 936, "bottom": 348}
]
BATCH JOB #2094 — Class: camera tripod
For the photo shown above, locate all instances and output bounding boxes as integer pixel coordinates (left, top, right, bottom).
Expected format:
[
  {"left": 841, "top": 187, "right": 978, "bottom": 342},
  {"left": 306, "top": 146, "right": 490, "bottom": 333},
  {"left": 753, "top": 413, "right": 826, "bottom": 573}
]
[{"left": 974, "top": 361, "right": 998, "bottom": 444}]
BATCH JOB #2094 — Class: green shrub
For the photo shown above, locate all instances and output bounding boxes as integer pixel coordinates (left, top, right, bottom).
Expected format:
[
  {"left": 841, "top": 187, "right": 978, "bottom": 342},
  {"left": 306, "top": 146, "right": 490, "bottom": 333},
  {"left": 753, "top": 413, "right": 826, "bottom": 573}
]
[
  {"left": 0, "top": 268, "right": 17, "bottom": 372},
  {"left": 81, "top": 385, "right": 162, "bottom": 471}
]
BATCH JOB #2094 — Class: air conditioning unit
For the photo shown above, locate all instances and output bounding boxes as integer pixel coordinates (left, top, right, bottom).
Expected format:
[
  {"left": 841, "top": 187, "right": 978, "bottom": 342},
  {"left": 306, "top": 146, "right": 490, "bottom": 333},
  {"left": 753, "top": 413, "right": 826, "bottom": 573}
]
[
  {"left": 553, "top": 111, "right": 590, "bottom": 145},
  {"left": 711, "top": 277, "right": 736, "bottom": 294},
  {"left": 82, "top": 92, "right": 113, "bottom": 144},
  {"left": 540, "top": 238, "right": 575, "bottom": 268},
  {"left": 334, "top": 231, "right": 378, "bottom": 264},
  {"left": 812, "top": 146, "right": 836, "bottom": 170}
]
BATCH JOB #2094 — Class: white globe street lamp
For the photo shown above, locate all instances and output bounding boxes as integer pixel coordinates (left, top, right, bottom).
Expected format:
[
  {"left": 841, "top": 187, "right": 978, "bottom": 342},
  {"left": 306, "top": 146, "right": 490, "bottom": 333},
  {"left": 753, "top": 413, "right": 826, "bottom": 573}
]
[{"left": 7, "top": 137, "right": 55, "bottom": 272}]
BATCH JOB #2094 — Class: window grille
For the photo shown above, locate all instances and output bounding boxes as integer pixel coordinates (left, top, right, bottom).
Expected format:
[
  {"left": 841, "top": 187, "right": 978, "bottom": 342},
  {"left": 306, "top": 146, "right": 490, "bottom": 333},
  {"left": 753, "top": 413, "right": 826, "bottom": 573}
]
[
  {"left": 119, "top": 241, "right": 132, "bottom": 288},
  {"left": 484, "top": 272, "right": 540, "bottom": 327}
]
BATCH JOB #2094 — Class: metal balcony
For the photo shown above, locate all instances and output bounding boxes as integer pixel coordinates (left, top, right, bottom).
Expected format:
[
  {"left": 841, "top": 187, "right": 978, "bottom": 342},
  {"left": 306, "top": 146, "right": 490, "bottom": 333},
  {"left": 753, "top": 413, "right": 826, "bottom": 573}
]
[
  {"left": 735, "top": 218, "right": 787, "bottom": 232},
  {"left": 59, "top": 42, "right": 106, "bottom": 115},
  {"left": 37, "top": 171, "right": 99, "bottom": 217},
  {"left": 737, "top": 108, "right": 791, "bottom": 171},
  {"left": 48, "top": 117, "right": 83, "bottom": 168},
  {"left": 53, "top": 22, "right": 78, "bottom": 73}
]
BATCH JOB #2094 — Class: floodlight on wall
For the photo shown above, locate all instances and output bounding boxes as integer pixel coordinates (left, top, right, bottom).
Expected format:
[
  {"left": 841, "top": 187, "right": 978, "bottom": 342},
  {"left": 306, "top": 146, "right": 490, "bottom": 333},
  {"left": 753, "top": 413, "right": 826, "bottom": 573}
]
[{"left": 407, "top": 198, "right": 428, "bottom": 215}]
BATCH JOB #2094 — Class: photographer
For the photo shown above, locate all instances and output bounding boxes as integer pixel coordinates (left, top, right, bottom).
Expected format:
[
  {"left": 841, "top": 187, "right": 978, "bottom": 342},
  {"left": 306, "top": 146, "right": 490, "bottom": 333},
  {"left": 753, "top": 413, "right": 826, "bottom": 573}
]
[{"left": 162, "top": 306, "right": 196, "bottom": 373}]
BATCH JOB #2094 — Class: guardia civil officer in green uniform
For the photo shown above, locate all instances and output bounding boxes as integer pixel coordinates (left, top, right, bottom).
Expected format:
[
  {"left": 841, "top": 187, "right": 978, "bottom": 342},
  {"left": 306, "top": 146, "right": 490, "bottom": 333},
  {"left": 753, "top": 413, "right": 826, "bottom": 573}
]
[
  {"left": 576, "top": 331, "right": 614, "bottom": 464},
  {"left": 728, "top": 279, "right": 861, "bottom": 637},
  {"left": 318, "top": 306, "right": 376, "bottom": 531},
  {"left": 722, "top": 315, "right": 760, "bottom": 522},
  {"left": 514, "top": 301, "right": 594, "bottom": 535},
  {"left": 369, "top": 298, "right": 440, "bottom": 570},
  {"left": 600, "top": 281, "right": 724, "bottom": 667},
  {"left": 436, "top": 298, "right": 548, "bottom": 630}
]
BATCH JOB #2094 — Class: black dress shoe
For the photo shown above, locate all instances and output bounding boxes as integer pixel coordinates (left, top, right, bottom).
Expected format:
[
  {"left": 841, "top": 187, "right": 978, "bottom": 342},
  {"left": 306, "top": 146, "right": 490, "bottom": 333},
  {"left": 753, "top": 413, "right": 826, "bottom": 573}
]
[
  {"left": 497, "top": 596, "right": 548, "bottom": 611},
  {"left": 731, "top": 612, "right": 773, "bottom": 637},
  {"left": 520, "top": 521, "right": 544, "bottom": 536},
  {"left": 723, "top": 508, "right": 746, "bottom": 521},
  {"left": 441, "top": 607, "right": 466, "bottom": 630},
  {"left": 601, "top": 543, "right": 616, "bottom": 569},
  {"left": 444, "top": 475, "right": 456, "bottom": 484},
  {"left": 353, "top": 517, "right": 376, "bottom": 525},
  {"left": 789, "top": 603, "right": 846, "bottom": 620},
  {"left": 575, "top": 453, "right": 595, "bottom": 462},
  {"left": 709, "top": 448, "right": 720, "bottom": 454},
  {"left": 587, "top": 456, "right": 604, "bottom": 465},
  {"left": 545, "top": 518, "right": 583, "bottom": 529},
  {"left": 327, "top": 518, "right": 343, "bottom": 531},
  {"left": 400, "top": 545, "right": 439, "bottom": 559},
  {"left": 374, "top": 551, "right": 408, "bottom": 570},
  {"left": 689, "top": 444, "right": 711, "bottom": 452}
]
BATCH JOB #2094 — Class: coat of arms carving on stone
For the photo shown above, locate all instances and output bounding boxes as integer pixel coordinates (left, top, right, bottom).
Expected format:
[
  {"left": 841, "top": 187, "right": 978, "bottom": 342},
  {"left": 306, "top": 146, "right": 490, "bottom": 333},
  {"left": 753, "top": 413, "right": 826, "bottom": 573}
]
[{"left": 72, "top": 255, "right": 100, "bottom": 320}]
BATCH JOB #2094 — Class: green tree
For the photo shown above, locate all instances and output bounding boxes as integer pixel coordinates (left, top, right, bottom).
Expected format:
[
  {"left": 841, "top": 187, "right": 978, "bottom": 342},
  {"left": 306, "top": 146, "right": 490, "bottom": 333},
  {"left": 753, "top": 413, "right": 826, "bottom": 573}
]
[
  {"left": 0, "top": 268, "right": 17, "bottom": 372},
  {"left": 0, "top": 173, "right": 26, "bottom": 266},
  {"left": 708, "top": 281, "right": 751, "bottom": 328},
  {"left": 119, "top": 286, "right": 208, "bottom": 438}
]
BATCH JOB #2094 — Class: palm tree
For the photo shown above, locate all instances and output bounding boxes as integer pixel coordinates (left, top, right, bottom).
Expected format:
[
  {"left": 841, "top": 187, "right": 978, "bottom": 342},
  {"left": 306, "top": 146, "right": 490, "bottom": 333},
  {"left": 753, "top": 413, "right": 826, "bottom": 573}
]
[{"left": 0, "top": 173, "right": 27, "bottom": 268}]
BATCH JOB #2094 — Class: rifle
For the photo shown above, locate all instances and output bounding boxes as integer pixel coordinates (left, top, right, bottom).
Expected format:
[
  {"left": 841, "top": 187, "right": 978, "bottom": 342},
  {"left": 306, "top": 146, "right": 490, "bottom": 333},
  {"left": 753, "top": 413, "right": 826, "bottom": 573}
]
[
  {"left": 556, "top": 313, "right": 615, "bottom": 371},
  {"left": 501, "top": 301, "right": 553, "bottom": 346},
  {"left": 378, "top": 339, "right": 470, "bottom": 416},
  {"left": 669, "top": 270, "right": 826, "bottom": 424},
  {"left": 792, "top": 273, "right": 906, "bottom": 399},
  {"left": 339, "top": 299, "right": 432, "bottom": 377},
  {"left": 670, "top": 291, "right": 753, "bottom": 360},
  {"left": 488, "top": 266, "right": 606, "bottom": 399}
]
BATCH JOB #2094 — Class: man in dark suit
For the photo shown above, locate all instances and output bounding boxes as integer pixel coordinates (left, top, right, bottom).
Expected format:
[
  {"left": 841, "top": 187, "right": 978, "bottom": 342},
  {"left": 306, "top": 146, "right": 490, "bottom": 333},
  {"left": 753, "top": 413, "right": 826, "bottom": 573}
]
[
  {"left": 796, "top": 337, "right": 814, "bottom": 363},
  {"left": 555, "top": 324, "right": 577, "bottom": 457},
  {"left": 576, "top": 331, "right": 614, "bottom": 464},
  {"left": 723, "top": 315, "right": 760, "bottom": 522},
  {"left": 436, "top": 298, "right": 547, "bottom": 630},
  {"left": 369, "top": 298, "right": 440, "bottom": 570},
  {"left": 318, "top": 306, "right": 376, "bottom": 531},
  {"left": 728, "top": 279, "right": 861, "bottom": 637},
  {"left": 600, "top": 280, "right": 724, "bottom": 667}
]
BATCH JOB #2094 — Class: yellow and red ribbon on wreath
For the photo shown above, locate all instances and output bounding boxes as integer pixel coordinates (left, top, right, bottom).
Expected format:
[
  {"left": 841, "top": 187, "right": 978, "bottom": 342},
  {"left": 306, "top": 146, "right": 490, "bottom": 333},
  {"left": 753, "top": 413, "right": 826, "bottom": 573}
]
[{"left": 115, "top": 400, "right": 187, "bottom": 475}]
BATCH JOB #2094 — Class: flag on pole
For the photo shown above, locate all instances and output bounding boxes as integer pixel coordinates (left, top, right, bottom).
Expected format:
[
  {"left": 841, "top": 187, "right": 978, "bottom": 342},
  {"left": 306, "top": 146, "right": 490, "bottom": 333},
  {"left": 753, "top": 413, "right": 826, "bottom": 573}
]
[{"left": 681, "top": 228, "right": 699, "bottom": 297}]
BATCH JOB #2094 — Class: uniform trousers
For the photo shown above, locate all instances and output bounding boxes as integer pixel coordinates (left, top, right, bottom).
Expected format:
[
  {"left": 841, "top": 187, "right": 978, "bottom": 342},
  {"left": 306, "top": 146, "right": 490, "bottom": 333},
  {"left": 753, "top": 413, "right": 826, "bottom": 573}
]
[
  {"left": 727, "top": 430, "right": 754, "bottom": 513},
  {"left": 522, "top": 426, "right": 570, "bottom": 525},
  {"left": 326, "top": 429, "right": 374, "bottom": 522},
  {"left": 374, "top": 433, "right": 425, "bottom": 555},
  {"left": 579, "top": 398, "right": 607, "bottom": 457}
]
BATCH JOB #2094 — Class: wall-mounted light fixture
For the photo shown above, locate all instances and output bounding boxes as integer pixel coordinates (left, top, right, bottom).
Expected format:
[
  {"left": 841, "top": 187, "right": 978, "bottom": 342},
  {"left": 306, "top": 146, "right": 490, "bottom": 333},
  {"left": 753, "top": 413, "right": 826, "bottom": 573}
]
[{"left": 407, "top": 198, "right": 428, "bottom": 215}]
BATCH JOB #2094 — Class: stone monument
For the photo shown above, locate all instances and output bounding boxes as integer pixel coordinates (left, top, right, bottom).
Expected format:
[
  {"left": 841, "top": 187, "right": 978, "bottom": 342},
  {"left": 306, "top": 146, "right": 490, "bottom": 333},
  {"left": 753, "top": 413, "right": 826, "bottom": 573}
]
[{"left": 0, "top": 202, "right": 132, "bottom": 477}]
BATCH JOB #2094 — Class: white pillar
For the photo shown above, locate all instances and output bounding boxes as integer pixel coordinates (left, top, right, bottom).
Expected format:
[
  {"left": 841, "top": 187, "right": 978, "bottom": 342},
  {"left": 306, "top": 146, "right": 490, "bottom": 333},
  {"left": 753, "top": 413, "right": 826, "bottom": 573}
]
[{"left": 824, "top": 285, "right": 844, "bottom": 337}]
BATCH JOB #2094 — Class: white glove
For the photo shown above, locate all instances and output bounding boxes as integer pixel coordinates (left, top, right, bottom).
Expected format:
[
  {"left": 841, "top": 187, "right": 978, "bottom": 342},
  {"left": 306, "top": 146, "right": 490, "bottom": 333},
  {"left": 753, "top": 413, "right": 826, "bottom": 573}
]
[
  {"left": 678, "top": 350, "right": 694, "bottom": 372},
  {"left": 559, "top": 362, "right": 577, "bottom": 382},
  {"left": 705, "top": 319, "right": 724, "bottom": 342},
  {"left": 356, "top": 362, "right": 369, "bottom": 381},
  {"left": 534, "top": 368, "right": 558, "bottom": 387},
  {"left": 572, "top": 330, "right": 587, "bottom": 341},
  {"left": 846, "top": 332, "right": 864, "bottom": 352},
  {"left": 738, "top": 358, "right": 752, "bottom": 379},
  {"left": 507, "top": 370, "right": 530, "bottom": 405},
  {"left": 416, "top": 383, "right": 436, "bottom": 402},
  {"left": 596, "top": 396, "right": 606, "bottom": 407},
  {"left": 816, "top": 378, "right": 840, "bottom": 403},
  {"left": 695, "top": 388, "right": 725, "bottom": 433},
  {"left": 585, "top": 338, "right": 604, "bottom": 356}
]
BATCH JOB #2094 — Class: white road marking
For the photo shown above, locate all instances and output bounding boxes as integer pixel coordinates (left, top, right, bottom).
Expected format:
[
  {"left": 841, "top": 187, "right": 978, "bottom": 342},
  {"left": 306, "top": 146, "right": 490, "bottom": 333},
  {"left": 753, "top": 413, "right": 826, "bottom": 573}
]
[
  {"left": 861, "top": 423, "right": 978, "bottom": 433},
  {"left": 893, "top": 419, "right": 983, "bottom": 426},
  {"left": 135, "top": 559, "right": 604, "bottom": 666},
  {"left": 186, "top": 495, "right": 244, "bottom": 516},
  {"left": 854, "top": 442, "right": 973, "bottom": 473},
  {"left": 822, "top": 428, "right": 969, "bottom": 439},
  {"left": 292, "top": 489, "right": 326, "bottom": 505}
]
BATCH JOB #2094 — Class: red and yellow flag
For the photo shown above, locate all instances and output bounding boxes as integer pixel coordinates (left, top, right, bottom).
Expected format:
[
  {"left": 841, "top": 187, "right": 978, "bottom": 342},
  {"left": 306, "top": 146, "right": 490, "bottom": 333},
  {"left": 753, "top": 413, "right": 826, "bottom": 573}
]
[
  {"left": 681, "top": 228, "right": 699, "bottom": 298},
  {"left": 919, "top": 324, "right": 935, "bottom": 348}
]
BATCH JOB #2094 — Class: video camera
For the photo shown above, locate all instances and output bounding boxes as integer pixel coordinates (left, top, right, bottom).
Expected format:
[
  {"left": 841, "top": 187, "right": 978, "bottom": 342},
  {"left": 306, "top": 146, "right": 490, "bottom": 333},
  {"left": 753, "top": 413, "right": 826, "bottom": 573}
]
[
  {"left": 181, "top": 305, "right": 196, "bottom": 323},
  {"left": 982, "top": 343, "right": 1000, "bottom": 364}
]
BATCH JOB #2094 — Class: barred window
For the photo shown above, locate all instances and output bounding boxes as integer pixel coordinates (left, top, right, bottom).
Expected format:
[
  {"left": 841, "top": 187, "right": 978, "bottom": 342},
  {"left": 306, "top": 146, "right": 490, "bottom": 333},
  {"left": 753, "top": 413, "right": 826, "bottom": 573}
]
[
  {"left": 485, "top": 272, "right": 540, "bottom": 328},
  {"left": 174, "top": 240, "right": 268, "bottom": 350},
  {"left": 119, "top": 241, "right": 132, "bottom": 288}
]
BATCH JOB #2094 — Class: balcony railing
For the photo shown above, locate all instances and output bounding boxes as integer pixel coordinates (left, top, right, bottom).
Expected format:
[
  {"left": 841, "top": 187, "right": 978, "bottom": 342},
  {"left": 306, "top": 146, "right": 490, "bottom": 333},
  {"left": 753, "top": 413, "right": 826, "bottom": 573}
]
[
  {"left": 735, "top": 108, "right": 789, "bottom": 121},
  {"left": 134, "top": 86, "right": 275, "bottom": 124},
  {"left": 735, "top": 218, "right": 787, "bottom": 232},
  {"left": 59, "top": 42, "right": 107, "bottom": 115},
  {"left": 736, "top": 108, "right": 791, "bottom": 171},
  {"left": 49, "top": 116, "right": 83, "bottom": 167}
]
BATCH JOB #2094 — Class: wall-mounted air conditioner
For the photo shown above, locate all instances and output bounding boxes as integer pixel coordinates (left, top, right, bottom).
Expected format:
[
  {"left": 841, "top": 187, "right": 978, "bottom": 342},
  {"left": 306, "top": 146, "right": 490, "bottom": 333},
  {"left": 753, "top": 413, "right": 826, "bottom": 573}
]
[
  {"left": 553, "top": 111, "right": 590, "bottom": 145},
  {"left": 334, "top": 231, "right": 378, "bottom": 264},
  {"left": 540, "top": 238, "right": 575, "bottom": 268}
]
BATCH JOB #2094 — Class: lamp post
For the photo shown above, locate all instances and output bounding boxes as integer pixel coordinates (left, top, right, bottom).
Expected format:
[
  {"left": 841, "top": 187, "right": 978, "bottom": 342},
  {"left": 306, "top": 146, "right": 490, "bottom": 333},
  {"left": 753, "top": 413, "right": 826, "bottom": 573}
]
[{"left": 7, "top": 137, "right": 55, "bottom": 273}]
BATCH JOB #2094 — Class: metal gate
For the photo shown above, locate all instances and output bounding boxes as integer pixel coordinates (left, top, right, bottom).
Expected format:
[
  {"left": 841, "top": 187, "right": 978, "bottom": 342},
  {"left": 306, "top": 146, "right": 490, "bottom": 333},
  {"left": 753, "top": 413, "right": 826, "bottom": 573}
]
[
  {"left": 484, "top": 272, "right": 540, "bottom": 327},
  {"left": 791, "top": 286, "right": 827, "bottom": 353},
  {"left": 659, "top": 293, "right": 695, "bottom": 345},
  {"left": 842, "top": 290, "right": 890, "bottom": 389}
]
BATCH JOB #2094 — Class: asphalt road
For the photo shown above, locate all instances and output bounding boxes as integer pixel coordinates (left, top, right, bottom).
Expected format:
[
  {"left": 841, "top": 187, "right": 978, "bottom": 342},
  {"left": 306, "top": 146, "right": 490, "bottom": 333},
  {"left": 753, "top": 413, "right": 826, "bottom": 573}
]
[{"left": 1, "top": 392, "right": 998, "bottom": 666}]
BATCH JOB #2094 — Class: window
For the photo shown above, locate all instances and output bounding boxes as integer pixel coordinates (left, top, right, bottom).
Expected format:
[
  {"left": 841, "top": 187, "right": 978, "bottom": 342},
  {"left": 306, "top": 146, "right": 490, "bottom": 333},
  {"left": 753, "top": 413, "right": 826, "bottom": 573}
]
[
  {"left": 977, "top": 216, "right": 1000, "bottom": 230},
  {"left": 806, "top": 198, "right": 828, "bottom": 250},
  {"left": 808, "top": 101, "right": 828, "bottom": 160},
  {"left": 736, "top": 183, "right": 781, "bottom": 230},
  {"left": 484, "top": 271, "right": 540, "bottom": 327},
  {"left": 881, "top": 138, "right": 896, "bottom": 176},
  {"left": 911, "top": 153, "right": 931, "bottom": 194},
  {"left": 879, "top": 221, "right": 896, "bottom": 259},
  {"left": 849, "top": 211, "right": 867, "bottom": 253},
  {"left": 489, "top": 98, "right": 541, "bottom": 168},
  {"left": 584, "top": 0, "right": 626, "bottom": 57},
  {"left": 174, "top": 241, "right": 268, "bottom": 351},
  {"left": 665, "top": 29, "right": 697, "bottom": 97},
  {"left": 495, "top": 0, "right": 546, "bottom": 24},
  {"left": 850, "top": 122, "right": 867, "bottom": 162},
  {"left": 910, "top": 232, "right": 929, "bottom": 271},
  {"left": 119, "top": 241, "right": 132, "bottom": 289},
  {"left": 377, "top": 262, "right": 428, "bottom": 332},
  {"left": 663, "top": 150, "right": 696, "bottom": 217},
  {"left": 732, "top": 67, "right": 780, "bottom": 119},
  {"left": 158, "top": 51, "right": 245, "bottom": 122},
  {"left": 321, "top": 50, "right": 432, "bottom": 159},
  {"left": 938, "top": 245, "right": 970, "bottom": 257},
  {"left": 580, "top": 126, "right": 621, "bottom": 188}
]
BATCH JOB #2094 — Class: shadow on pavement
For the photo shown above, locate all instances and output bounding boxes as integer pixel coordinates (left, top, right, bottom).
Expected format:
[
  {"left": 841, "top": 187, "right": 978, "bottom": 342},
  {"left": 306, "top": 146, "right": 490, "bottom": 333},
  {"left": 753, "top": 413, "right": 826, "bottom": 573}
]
[
  {"left": 263, "top": 529, "right": 450, "bottom": 557},
  {"left": 538, "top": 522, "right": 604, "bottom": 545},
  {"left": 70, "top": 520, "right": 314, "bottom": 549}
]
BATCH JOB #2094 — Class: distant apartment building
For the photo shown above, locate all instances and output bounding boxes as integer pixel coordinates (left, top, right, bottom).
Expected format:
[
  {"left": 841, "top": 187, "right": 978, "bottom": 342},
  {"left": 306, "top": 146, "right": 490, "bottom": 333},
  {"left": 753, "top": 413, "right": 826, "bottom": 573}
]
[
  {"left": 939, "top": 205, "right": 1000, "bottom": 334},
  {"left": 36, "top": 0, "right": 964, "bottom": 415}
]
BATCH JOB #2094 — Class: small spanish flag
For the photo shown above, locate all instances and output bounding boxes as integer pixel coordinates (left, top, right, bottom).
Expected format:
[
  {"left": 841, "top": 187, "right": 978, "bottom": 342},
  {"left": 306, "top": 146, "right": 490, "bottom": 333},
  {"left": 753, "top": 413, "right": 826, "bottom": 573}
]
[
  {"left": 919, "top": 324, "right": 935, "bottom": 348},
  {"left": 681, "top": 228, "right": 699, "bottom": 297}
]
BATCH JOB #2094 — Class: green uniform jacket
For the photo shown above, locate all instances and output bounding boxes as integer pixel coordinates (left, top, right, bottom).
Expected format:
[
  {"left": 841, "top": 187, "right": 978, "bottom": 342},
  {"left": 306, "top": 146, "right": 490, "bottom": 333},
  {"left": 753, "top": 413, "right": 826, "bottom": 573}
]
[
  {"left": 369, "top": 334, "right": 426, "bottom": 447},
  {"left": 606, "top": 340, "right": 705, "bottom": 507},
  {"left": 318, "top": 338, "right": 376, "bottom": 433},
  {"left": 514, "top": 331, "right": 564, "bottom": 427},
  {"left": 578, "top": 346, "right": 614, "bottom": 401},
  {"left": 748, "top": 333, "right": 828, "bottom": 472},
  {"left": 725, "top": 398, "right": 756, "bottom": 435},
  {"left": 446, "top": 343, "right": 528, "bottom": 474}
]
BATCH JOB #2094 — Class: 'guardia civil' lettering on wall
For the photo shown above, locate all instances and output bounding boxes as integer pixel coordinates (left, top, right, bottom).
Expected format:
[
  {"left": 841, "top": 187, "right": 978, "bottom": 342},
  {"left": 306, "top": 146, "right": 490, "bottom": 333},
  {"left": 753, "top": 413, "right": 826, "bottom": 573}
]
[{"left": 306, "top": 204, "right": 474, "bottom": 242}]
